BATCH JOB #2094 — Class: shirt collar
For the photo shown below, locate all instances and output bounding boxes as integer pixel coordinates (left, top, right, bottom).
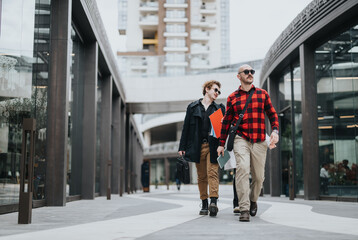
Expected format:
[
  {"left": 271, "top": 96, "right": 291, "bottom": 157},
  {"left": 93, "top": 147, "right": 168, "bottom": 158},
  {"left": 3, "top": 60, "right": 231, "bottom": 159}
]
[{"left": 238, "top": 84, "right": 255, "bottom": 93}]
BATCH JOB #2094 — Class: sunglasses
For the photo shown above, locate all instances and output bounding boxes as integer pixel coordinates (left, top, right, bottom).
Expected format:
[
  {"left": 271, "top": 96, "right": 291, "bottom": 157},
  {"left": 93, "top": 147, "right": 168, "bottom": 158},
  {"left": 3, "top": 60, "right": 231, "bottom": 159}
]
[
  {"left": 238, "top": 69, "right": 255, "bottom": 75},
  {"left": 213, "top": 88, "right": 221, "bottom": 95}
]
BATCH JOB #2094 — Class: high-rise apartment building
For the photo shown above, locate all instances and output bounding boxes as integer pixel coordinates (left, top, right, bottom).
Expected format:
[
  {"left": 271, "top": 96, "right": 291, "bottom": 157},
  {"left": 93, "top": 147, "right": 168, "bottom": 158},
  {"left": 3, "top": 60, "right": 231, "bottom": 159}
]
[{"left": 117, "top": 0, "right": 230, "bottom": 77}]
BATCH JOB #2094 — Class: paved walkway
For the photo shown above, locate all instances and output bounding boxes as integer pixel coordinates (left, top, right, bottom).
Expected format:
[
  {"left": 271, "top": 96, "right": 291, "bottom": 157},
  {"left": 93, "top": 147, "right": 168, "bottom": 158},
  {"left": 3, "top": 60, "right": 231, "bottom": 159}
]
[{"left": 0, "top": 185, "right": 357, "bottom": 240}]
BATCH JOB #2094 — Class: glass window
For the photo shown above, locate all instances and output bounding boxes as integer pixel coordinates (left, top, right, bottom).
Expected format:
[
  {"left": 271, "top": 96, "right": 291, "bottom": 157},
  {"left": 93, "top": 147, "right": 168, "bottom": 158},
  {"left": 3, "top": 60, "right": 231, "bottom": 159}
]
[
  {"left": 278, "top": 70, "right": 292, "bottom": 197},
  {"left": 0, "top": 0, "right": 50, "bottom": 205},
  {"left": 67, "top": 25, "right": 84, "bottom": 196},
  {"left": 292, "top": 65, "right": 303, "bottom": 195},
  {"left": 277, "top": 63, "right": 303, "bottom": 197},
  {"left": 150, "top": 159, "right": 165, "bottom": 185},
  {"left": 315, "top": 24, "right": 358, "bottom": 197}
]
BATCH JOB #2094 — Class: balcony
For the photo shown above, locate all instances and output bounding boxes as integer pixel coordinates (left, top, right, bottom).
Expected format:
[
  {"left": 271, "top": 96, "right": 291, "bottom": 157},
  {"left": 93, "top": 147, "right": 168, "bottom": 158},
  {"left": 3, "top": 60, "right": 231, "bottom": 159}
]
[
  {"left": 130, "top": 59, "right": 148, "bottom": 70},
  {"left": 191, "top": 19, "right": 216, "bottom": 29},
  {"left": 163, "top": 46, "right": 188, "bottom": 52},
  {"left": 164, "top": 17, "right": 188, "bottom": 23},
  {"left": 200, "top": 4, "right": 216, "bottom": 15},
  {"left": 163, "top": 61, "right": 188, "bottom": 67},
  {"left": 164, "top": 0, "right": 188, "bottom": 9},
  {"left": 164, "top": 32, "right": 188, "bottom": 37},
  {"left": 139, "top": 2, "right": 159, "bottom": 12},
  {"left": 139, "top": 15, "right": 158, "bottom": 29},
  {"left": 190, "top": 31, "right": 209, "bottom": 41},
  {"left": 190, "top": 45, "right": 210, "bottom": 54}
]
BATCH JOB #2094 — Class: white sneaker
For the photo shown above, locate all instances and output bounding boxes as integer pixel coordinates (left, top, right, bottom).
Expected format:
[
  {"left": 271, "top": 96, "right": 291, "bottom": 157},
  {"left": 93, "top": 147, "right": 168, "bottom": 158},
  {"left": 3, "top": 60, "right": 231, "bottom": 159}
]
[{"left": 233, "top": 207, "right": 240, "bottom": 214}]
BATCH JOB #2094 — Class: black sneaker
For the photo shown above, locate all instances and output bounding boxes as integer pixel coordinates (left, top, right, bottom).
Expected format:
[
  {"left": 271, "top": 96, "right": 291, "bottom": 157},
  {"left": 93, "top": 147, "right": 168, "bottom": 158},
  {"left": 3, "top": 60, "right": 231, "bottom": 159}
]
[
  {"left": 250, "top": 201, "right": 257, "bottom": 216},
  {"left": 209, "top": 197, "right": 218, "bottom": 217},
  {"left": 199, "top": 199, "right": 208, "bottom": 215}
]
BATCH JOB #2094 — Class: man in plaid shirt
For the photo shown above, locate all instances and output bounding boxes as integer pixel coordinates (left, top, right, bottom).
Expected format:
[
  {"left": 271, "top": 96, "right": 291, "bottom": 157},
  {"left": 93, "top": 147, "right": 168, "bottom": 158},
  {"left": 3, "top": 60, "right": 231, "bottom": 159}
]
[{"left": 218, "top": 64, "right": 279, "bottom": 222}]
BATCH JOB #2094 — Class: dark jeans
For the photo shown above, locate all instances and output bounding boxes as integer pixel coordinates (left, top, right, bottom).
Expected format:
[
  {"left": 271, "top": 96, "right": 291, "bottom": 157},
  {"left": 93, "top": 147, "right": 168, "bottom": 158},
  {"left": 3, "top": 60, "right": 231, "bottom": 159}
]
[{"left": 233, "top": 169, "right": 239, "bottom": 207}]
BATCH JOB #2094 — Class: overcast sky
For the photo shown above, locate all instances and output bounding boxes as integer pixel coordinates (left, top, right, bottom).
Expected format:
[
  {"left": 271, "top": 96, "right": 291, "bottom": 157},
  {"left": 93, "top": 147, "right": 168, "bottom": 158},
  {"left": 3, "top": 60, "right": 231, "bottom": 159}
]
[
  {"left": 230, "top": 0, "right": 312, "bottom": 63},
  {"left": 98, "top": 0, "right": 313, "bottom": 64}
]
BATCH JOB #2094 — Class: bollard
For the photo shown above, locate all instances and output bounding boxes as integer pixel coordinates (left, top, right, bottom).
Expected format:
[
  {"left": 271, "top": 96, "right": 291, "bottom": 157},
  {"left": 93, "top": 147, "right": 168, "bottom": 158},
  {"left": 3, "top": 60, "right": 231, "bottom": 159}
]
[
  {"left": 107, "top": 160, "right": 112, "bottom": 200},
  {"left": 119, "top": 166, "right": 123, "bottom": 196},
  {"left": 289, "top": 159, "right": 295, "bottom": 200},
  {"left": 18, "top": 118, "right": 36, "bottom": 224}
]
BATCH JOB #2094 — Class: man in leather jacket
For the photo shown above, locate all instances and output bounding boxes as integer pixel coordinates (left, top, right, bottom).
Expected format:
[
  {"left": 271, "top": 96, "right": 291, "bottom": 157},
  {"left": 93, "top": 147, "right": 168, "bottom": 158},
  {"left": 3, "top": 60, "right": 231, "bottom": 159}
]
[{"left": 178, "top": 80, "right": 225, "bottom": 216}]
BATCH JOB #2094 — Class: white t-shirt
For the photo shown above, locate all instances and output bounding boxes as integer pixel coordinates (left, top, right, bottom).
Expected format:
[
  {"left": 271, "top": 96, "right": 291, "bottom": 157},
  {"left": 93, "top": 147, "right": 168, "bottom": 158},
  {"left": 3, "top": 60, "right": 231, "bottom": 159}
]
[{"left": 320, "top": 167, "right": 329, "bottom": 178}]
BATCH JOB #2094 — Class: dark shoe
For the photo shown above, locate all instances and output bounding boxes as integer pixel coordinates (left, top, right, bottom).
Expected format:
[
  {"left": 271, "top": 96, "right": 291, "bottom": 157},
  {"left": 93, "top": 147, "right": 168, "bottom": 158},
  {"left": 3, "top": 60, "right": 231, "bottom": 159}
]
[
  {"left": 209, "top": 197, "right": 218, "bottom": 217},
  {"left": 233, "top": 207, "right": 240, "bottom": 214},
  {"left": 239, "top": 211, "right": 250, "bottom": 222},
  {"left": 199, "top": 199, "right": 208, "bottom": 215},
  {"left": 233, "top": 200, "right": 239, "bottom": 214},
  {"left": 250, "top": 201, "right": 257, "bottom": 216}
]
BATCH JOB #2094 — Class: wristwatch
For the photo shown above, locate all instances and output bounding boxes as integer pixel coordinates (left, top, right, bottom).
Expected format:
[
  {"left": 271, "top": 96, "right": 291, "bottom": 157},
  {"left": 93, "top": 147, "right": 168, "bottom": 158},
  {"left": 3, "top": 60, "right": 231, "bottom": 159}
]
[{"left": 273, "top": 129, "right": 279, "bottom": 134}]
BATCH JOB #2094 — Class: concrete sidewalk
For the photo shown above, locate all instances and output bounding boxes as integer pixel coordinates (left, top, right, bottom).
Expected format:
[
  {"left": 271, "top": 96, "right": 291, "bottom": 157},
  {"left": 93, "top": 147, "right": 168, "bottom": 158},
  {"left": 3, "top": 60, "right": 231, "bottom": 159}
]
[{"left": 0, "top": 184, "right": 358, "bottom": 240}]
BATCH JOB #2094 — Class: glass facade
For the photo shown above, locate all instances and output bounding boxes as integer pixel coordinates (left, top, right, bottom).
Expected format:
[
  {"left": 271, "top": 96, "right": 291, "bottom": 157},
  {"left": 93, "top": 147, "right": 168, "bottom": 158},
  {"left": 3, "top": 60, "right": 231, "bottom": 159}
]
[
  {"left": 0, "top": 0, "right": 144, "bottom": 213},
  {"left": 292, "top": 66, "right": 303, "bottom": 196},
  {"left": 0, "top": 0, "right": 50, "bottom": 205},
  {"left": 67, "top": 25, "right": 85, "bottom": 196},
  {"left": 95, "top": 78, "right": 101, "bottom": 193},
  {"left": 315, "top": 24, "right": 358, "bottom": 197},
  {"left": 150, "top": 159, "right": 165, "bottom": 185},
  {"left": 278, "top": 64, "right": 303, "bottom": 197},
  {"left": 279, "top": 70, "right": 293, "bottom": 196}
]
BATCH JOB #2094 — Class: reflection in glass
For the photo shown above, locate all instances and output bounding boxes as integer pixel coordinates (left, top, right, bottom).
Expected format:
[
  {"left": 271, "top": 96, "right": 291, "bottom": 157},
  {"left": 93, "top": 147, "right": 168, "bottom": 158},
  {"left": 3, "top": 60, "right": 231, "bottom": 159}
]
[
  {"left": 279, "top": 71, "right": 292, "bottom": 197},
  {"left": 0, "top": 0, "right": 50, "bottom": 205},
  {"left": 68, "top": 26, "right": 84, "bottom": 196},
  {"left": 150, "top": 159, "right": 165, "bottom": 185},
  {"left": 315, "top": 24, "right": 358, "bottom": 197},
  {"left": 292, "top": 66, "right": 303, "bottom": 195}
]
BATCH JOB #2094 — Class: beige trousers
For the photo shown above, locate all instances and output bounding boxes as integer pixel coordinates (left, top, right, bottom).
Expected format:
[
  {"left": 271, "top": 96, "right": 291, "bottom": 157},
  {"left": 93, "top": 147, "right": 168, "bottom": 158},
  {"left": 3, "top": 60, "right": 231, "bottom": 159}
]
[
  {"left": 233, "top": 135, "right": 267, "bottom": 212},
  {"left": 195, "top": 143, "right": 219, "bottom": 200}
]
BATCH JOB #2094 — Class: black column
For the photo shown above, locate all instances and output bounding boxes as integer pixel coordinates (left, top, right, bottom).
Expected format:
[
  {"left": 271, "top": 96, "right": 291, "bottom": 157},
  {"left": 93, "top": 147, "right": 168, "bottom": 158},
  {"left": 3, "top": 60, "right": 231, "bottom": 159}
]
[
  {"left": 81, "top": 42, "right": 98, "bottom": 199},
  {"left": 99, "top": 75, "right": 112, "bottom": 196},
  {"left": 300, "top": 43, "right": 320, "bottom": 200},
  {"left": 119, "top": 102, "right": 126, "bottom": 196},
  {"left": 111, "top": 95, "right": 120, "bottom": 194},
  {"left": 130, "top": 129, "right": 135, "bottom": 193},
  {"left": 125, "top": 113, "right": 131, "bottom": 194},
  {"left": 46, "top": 0, "right": 71, "bottom": 206},
  {"left": 165, "top": 157, "right": 169, "bottom": 190},
  {"left": 267, "top": 76, "right": 281, "bottom": 197}
]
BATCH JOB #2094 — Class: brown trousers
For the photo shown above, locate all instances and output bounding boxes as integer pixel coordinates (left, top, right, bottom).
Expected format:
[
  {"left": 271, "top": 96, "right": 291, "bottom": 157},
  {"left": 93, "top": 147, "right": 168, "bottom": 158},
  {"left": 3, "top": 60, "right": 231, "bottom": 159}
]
[{"left": 195, "top": 143, "right": 219, "bottom": 200}]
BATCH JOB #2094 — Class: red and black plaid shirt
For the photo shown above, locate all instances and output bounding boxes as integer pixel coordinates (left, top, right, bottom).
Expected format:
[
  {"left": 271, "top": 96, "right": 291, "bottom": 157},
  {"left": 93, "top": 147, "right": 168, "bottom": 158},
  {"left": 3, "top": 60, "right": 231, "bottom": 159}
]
[{"left": 219, "top": 85, "right": 279, "bottom": 146}]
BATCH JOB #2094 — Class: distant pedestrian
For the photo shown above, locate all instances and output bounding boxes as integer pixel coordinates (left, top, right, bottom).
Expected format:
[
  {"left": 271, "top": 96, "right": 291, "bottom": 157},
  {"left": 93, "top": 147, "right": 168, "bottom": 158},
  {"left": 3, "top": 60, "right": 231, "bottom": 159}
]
[
  {"left": 178, "top": 80, "right": 225, "bottom": 217},
  {"left": 320, "top": 163, "right": 329, "bottom": 194},
  {"left": 218, "top": 64, "right": 279, "bottom": 222}
]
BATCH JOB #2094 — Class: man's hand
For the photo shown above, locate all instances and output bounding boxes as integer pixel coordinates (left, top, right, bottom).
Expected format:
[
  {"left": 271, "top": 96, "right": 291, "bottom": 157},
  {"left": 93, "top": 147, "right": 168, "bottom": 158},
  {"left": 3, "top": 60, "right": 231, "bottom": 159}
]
[
  {"left": 178, "top": 151, "right": 185, "bottom": 156},
  {"left": 269, "top": 131, "right": 279, "bottom": 149},
  {"left": 217, "top": 146, "right": 225, "bottom": 156}
]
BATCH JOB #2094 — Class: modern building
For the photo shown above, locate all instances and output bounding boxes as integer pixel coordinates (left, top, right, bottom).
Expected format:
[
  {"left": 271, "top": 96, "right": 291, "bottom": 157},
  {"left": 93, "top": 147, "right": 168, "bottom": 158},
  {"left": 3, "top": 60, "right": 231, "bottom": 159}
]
[
  {"left": 0, "top": 0, "right": 143, "bottom": 214},
  {"left": 117, "top": 0, "right": 230, "bottom": 77},
  {"left": 260, "top": 0, "right": 358, "bottom": 201}
]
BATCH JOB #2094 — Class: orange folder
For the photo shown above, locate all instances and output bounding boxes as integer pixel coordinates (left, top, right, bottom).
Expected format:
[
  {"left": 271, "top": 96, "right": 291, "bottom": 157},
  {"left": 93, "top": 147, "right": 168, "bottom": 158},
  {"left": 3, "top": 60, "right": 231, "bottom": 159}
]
[{"left": 209, "top": 109, "right": 224, "bottom": 138}]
